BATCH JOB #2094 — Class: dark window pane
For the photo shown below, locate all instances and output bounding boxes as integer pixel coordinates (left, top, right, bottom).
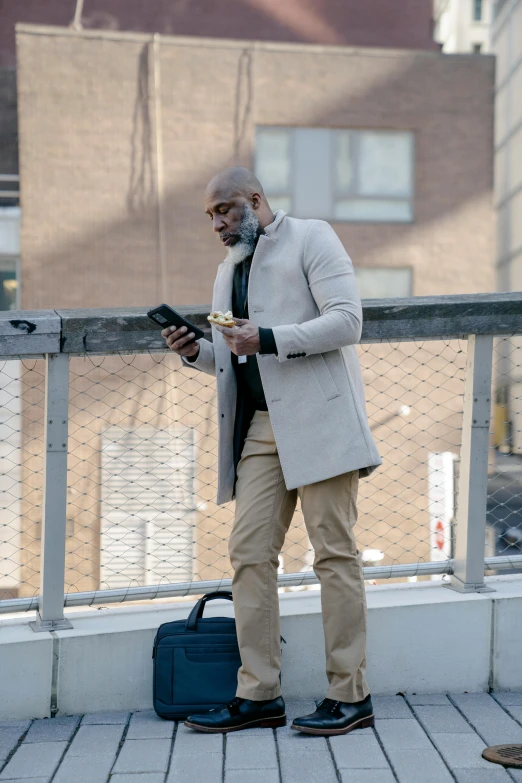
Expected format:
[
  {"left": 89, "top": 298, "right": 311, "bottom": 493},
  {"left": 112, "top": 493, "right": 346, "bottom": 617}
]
[
  {"left": 474, "top": 0, "right": 483, "bottom": 21},
  {"left": 0, "top": 271, "right": 17, "bottom": 310}
]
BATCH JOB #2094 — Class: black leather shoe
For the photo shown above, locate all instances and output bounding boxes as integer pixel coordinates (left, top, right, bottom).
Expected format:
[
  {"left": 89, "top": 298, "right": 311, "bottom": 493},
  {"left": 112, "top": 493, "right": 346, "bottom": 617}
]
[
  {"left": 185, "top": 696, "right": 286, "bottom": 733},
  {"left": 291, "top": 694, "right": 374, "bottom": 735}
]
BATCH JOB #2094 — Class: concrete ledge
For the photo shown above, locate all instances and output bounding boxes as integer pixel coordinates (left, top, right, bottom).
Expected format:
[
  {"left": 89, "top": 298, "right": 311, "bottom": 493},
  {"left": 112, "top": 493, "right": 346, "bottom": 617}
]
[
  {"left": 0, "top": 576, "right": 521, "bottom": 719},
  {"left": 0, "top": 621, "right": 53, "bottom": 719},
  {"left": 280, "top": 580, "right": 492, "bottom": 697},
  {"left": 488, "top": 575, "right": 522, "bottom": 691}
]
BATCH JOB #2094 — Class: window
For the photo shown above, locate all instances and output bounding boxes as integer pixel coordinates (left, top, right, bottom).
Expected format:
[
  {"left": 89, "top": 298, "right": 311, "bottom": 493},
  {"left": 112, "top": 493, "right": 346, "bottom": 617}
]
[
  {"left": 473, "top": 0, "right": 483, "bottom": 21},
  {"left": 354, "top": 268, "right": 412, "bottom": 299},
  {"left": 256, "top": 127, "right": 414, "bottom": 223},
  {"left": 0, "top": 207, "right": 20, "bottom": 310},
  {"left": 0, "top": 268, "right": 17, "bottom": 310},
  {"left": 473, "top": 43, "right": 483, "bottom": 53}
]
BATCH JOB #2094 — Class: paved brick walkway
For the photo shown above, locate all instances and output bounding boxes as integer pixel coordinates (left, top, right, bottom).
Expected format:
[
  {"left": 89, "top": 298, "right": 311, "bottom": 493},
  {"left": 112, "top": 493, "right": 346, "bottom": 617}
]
[{"left": 1, "top": 693, "right": 522, "bottom": 782}]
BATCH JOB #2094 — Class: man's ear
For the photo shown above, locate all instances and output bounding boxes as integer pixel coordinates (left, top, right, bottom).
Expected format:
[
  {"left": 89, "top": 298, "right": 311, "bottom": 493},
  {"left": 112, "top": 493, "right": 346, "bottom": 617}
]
[{"left": 251, "top": 192, "right": 261, "bottom": 210}]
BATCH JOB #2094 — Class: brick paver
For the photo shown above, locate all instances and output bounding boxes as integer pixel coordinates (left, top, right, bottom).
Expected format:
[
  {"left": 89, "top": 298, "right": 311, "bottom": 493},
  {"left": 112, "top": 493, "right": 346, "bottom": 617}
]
[
  {"left": 112, "top": 739, "right": 172, "bottom": 775},
  {"left": 225, "top": 733, "right": 278, "bottom": 770},
  {"left": 450, "top": 693, "right": 522, "bottom": 745},
  {"left": 339, "top": 772, "right": 396, "bottom": 783},
  {"left": 67, "top": 724, "right": 124, "bottom": 758},
  {"left": 23, "top": 716, "right": 80, "bottom": 744},
  {"left": 1, "top": 692, "right": 522, "bottom": 782},
  {"left": 53, "top": 754, "right": 114, "bottom": 783},
  {"left": 126, "top": 711, "right": 174, "bottom": 741},
  {"left": 0, "top": 741, "right": 67, "bottom": 780}
]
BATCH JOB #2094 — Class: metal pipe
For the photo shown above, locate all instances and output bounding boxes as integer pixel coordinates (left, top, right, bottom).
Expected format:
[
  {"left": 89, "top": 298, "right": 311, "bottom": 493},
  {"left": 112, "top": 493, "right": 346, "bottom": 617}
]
[
  {"left": 2, "top": 556, "right": 522, "bottom": 615},
  {"left": 29, "top": 354, "right": 73, "bottom": 631},
  {"left": 71, "top": 0, "right": 85, "bottom": 30}
]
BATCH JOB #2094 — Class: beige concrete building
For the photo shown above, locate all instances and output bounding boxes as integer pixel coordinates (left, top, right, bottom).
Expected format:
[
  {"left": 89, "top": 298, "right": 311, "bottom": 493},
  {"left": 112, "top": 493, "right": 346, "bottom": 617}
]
[
  {"left": 434, "top": 0, "right": 494, "bottom": 54},
  {"left": 7, "top": 25, "right": 495, "bottom": 598},
  {"left": 492, "top": 0, "right": 522, "bottom": 452}
]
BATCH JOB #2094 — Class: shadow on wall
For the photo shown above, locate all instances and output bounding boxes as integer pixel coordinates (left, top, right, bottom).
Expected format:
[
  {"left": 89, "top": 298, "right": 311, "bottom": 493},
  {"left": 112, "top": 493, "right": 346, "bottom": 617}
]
[
  {"left": 15, "top": 31, "right": 494, "bottom": 309},
  {"left": 0, "top": 0, "right": 438, "bottom": 68}
]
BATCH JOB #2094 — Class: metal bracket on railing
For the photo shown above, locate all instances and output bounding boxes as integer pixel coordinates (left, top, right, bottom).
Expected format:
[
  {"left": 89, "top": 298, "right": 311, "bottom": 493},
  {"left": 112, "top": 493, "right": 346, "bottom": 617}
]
[
  {"left": 447, "top": 334, "right": 495, "bottom": 594},
  {"left": 29, "top": 614, "right": 73, "bottom": 632},
  {"left": 29, "top": 354, "right": 73, "bottom": 632}
]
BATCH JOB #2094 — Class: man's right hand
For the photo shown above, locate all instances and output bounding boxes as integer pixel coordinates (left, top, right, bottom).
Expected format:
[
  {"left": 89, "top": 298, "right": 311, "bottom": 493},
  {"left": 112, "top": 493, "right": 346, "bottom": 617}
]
[{"left": 162, "top": 325, "right": 200, "bottom": 359}]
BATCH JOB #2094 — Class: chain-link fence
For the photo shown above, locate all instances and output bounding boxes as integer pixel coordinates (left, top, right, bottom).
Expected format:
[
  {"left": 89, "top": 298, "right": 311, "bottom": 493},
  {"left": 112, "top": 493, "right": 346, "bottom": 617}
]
[
  {"left": 488, "top": 335, "right": 522, "bottom": 569},
  {"left": 0, "top": 358, "right": 45, "bottom": 602},
  {"left": 2, "top": 332, "right": 522, "bottom": 610}
]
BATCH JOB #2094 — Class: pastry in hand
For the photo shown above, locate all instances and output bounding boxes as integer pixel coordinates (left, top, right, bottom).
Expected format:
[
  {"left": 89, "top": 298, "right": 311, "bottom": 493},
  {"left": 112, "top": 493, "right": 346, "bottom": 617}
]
[{"left": 207, "top": 310, "right": 236, "bottom": 327}]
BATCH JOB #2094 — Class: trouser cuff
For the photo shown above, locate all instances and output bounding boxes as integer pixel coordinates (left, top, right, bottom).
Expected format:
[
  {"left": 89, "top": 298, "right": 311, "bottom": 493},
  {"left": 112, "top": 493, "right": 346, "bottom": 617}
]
[
  {"left": 236, "top": 685, "right": 282, "bottom": 701},
  {"left": 326, "top": 684, "right": 370, "bottom": 703}
]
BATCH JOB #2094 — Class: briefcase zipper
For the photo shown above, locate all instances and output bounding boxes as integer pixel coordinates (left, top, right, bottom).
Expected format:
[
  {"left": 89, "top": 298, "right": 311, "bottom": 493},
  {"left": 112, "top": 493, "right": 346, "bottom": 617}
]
[{"left": 153, "top": 632, "right": 284, "bottom": 659}]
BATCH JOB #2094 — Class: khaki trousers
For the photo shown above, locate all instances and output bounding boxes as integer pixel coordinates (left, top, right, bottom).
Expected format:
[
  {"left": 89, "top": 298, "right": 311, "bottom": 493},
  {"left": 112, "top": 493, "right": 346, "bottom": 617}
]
[{"left": 230, "top": 410, "right": 369, "bottom": 703}]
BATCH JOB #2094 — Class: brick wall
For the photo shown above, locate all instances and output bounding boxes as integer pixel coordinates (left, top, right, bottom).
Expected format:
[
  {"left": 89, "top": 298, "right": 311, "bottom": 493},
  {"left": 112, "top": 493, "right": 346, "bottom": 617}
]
[{"left": 16, "top": 27, "right": 495, "bottom": 309}]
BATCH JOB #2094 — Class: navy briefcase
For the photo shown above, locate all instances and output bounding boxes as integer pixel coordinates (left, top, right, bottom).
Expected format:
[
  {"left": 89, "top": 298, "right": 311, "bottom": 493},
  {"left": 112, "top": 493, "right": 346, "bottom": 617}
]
[{"left": 152, "top": 591, "right": 241, "bottom": 720}]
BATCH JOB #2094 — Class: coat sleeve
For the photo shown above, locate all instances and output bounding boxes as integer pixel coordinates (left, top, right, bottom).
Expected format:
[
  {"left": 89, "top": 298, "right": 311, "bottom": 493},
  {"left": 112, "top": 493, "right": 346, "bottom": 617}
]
[
  {"left": 271, "top": 220, "right": 362, "bottom": 363},
  {"left": 180, "top": 336, "right": 216, "bottom": 376}
]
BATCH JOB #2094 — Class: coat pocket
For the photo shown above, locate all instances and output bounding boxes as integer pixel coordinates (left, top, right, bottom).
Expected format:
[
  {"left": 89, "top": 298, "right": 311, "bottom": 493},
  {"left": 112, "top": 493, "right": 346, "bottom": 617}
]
[{"left": 307, "top": 353, "right": 341, "bottom": 401}]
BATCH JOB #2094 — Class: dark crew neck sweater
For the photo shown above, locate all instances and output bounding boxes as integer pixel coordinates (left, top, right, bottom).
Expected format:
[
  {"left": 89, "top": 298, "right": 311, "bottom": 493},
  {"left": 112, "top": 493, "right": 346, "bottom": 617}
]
[
  {"left": 186, "top": 255, "right": 277, "bottom": 410},
  {"left": 231, "top": 255, "right": 277, "bottom": 410}
]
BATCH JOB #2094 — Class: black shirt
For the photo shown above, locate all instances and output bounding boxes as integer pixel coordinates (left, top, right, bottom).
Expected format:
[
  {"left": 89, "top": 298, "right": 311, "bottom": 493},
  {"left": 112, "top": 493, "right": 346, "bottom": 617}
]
[
  {"left": 186, "top": 252, "right": 278, "bottom": 480},
  {"left": 231, "top": 255, "right": 276, "bottom": 410}
]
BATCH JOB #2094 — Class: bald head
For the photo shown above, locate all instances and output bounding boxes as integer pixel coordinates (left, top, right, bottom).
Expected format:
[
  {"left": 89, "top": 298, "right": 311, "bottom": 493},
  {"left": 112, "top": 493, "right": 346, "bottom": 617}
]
[
  {"left": 206, "top": 167, "right": 267, "bottom": 204},
  {"left": 204, "top": 167, "right": 276, "bottom": 257}
]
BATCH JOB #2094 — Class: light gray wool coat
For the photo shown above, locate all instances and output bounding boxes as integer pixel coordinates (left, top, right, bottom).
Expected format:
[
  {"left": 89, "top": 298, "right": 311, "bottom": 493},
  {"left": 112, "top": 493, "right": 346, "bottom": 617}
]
[{"left": 182, "top": 210, "right": 382, "bottom": 505}]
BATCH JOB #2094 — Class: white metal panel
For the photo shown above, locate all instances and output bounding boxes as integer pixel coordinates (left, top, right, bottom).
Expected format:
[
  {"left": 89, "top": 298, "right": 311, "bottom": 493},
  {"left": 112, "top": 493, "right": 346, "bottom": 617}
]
[{"left": 100, "top": 426, "right": 195, "bottom": 589}]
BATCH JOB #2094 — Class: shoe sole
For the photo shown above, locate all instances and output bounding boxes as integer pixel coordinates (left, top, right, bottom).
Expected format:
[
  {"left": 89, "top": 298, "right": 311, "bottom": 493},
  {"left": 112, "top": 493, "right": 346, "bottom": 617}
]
[
  {"left": 290, "top": 714, "right": 375, "bottom": 736},
  {"left": 184, "top": 715, "right": 287, "bottom": 733}
]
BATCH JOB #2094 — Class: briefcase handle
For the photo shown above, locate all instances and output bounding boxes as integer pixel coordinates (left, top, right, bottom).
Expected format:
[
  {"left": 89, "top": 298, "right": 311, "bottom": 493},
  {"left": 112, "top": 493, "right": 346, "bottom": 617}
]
[{"left": 186, "top": 591, "right": 234, "bottom": 632}]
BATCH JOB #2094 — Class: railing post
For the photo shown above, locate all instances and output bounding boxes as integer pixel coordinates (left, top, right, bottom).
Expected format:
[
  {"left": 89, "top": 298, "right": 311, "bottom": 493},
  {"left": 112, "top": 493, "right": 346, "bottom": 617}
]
[
  {"left": 448, "top": 334, "right": 494, "bottom": 593},
  {"left": 29, "top": 353, "right": 73, "bottom": 631}
]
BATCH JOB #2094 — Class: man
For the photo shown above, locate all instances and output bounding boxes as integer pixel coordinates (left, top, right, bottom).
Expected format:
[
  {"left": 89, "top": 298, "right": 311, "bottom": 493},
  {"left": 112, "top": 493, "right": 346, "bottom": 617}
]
[{"left": 162, "top": 167, "right": 382, "bottom": 736}]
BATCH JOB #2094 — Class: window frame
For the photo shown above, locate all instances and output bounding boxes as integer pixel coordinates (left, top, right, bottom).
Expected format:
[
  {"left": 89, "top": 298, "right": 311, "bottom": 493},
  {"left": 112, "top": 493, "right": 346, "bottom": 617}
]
[{"left": 255, "top": 125, "right": 415, "bottom": 225}]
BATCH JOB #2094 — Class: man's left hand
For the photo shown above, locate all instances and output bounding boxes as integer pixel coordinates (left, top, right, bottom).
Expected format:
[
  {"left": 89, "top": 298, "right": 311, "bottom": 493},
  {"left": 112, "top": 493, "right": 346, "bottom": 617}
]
[{"left": 215, "top": 318, "right": 260, "bottom": 356}]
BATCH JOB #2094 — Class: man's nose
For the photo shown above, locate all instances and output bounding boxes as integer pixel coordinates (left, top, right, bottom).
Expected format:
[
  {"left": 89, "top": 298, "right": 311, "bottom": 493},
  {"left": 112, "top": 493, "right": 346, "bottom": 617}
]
[{"left": 213, "top": 215, "right": 226, "bottom": 233}]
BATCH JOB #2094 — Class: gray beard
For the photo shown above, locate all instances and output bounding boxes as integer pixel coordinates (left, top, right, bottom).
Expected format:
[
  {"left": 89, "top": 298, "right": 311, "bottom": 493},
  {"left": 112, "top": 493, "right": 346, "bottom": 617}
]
[{"left": 225, "top": 206, "right": 261, "bottom": 265}]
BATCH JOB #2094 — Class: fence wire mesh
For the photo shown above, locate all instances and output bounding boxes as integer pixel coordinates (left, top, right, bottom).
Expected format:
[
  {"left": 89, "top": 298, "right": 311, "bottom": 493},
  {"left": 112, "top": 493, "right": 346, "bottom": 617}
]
[
  {"left": 0, "top": 358, "right": 45, "bottom": 601},
  {"left": 63, "top": 340, "right": 470, "bottom": 595},
  {"left": 488, "top": 335, "right": 522, "bottom": 569},
  {"left": 1, "top": 335, "right": 522, "bottom": 609}
]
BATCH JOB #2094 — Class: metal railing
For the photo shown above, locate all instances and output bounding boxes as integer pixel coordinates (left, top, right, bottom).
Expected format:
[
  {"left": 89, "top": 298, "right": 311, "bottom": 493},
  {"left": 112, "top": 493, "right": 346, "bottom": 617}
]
[{"left": 1, "top": 293, "right": 522, "bottom": 630}]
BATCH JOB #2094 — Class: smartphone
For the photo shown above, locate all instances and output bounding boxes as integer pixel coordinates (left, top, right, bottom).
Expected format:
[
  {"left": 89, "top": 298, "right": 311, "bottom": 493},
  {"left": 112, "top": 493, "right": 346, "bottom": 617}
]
[{"left": 147, "top": 304, "right": 205, "bottom": 341}]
